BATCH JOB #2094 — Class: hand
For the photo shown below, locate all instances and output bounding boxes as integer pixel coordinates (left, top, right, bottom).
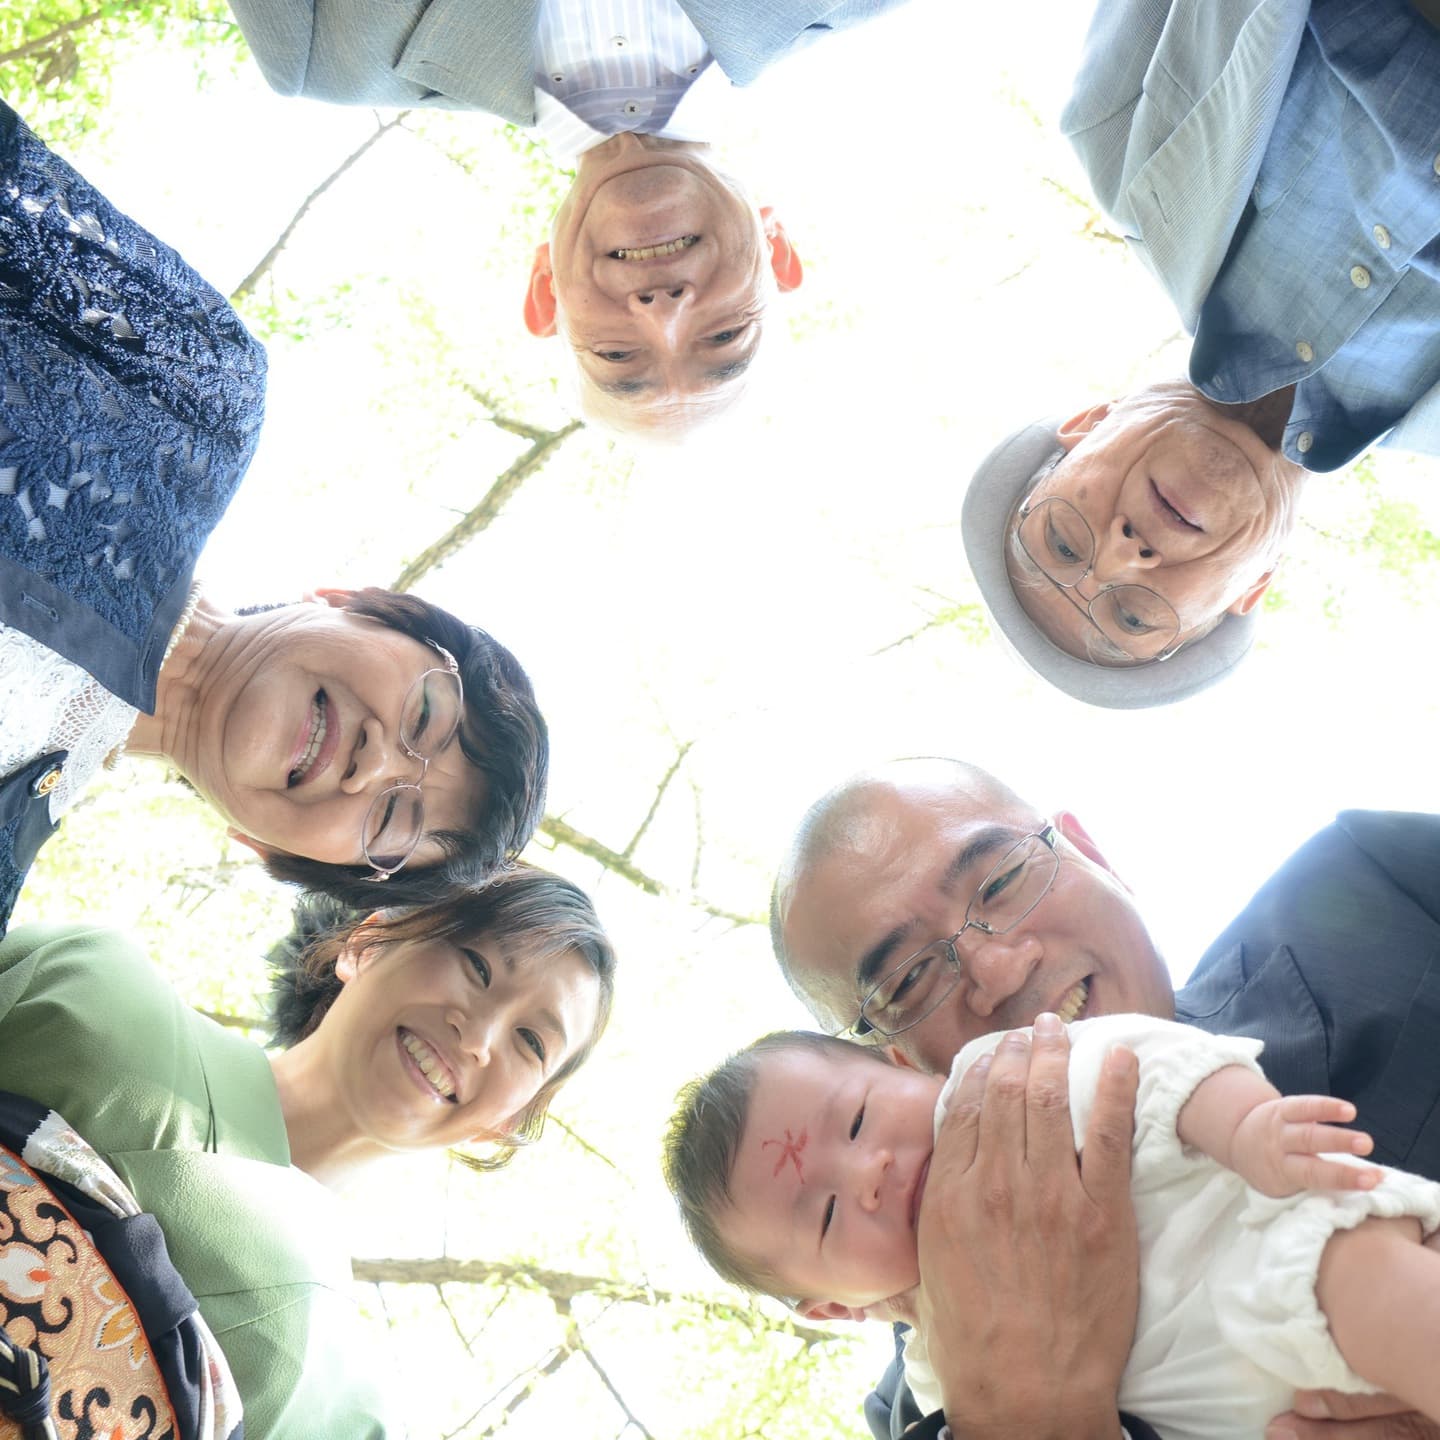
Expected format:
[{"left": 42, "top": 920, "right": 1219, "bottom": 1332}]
[
  {"left": 1229, "top": 1095, "right": 1380, "bottom": 1199},
  {"left": 912, "top": 1015, "right": 1140, "bottom": 1440},
  {"left": 1267, "top": 1389, "right": 1440, "bottom": 1440}
]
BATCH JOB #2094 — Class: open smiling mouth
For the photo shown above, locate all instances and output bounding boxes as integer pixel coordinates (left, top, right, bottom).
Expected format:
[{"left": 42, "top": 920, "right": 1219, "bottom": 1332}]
[
  {"left": 400, "top": 1028, "right": 458, "bottom": 1103},
  {"left": 1054, "top": 977, "right": 1089, "bottom": 1023},
  {"left": 286, "top": 690, "right": 328, "bottom": 788},
  {"left": 608, "top": 234, "right": 699, "bottom": 260}
]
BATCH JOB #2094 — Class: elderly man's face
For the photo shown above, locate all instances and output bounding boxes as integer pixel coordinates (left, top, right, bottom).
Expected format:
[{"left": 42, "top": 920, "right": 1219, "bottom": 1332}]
[
  {"left": 780, "top": 778, "right": 1174, "bottom": 1074},
  {"left": 524, "top": 134, "right": 801, "bottom": 430},
  {"left": 1003, "top": 384, "right": 1305, "bottom": 665}
]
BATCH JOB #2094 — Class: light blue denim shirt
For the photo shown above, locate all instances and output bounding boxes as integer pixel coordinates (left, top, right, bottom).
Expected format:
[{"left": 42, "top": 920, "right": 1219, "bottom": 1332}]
[{"left": 1191, "top": 0, "right": 1440, "bottom": 471}]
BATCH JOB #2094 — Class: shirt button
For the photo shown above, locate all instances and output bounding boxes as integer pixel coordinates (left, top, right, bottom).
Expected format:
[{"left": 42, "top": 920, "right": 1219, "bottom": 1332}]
[
  {"left": 1295, "top": 340, "right": 1314, "bottom": 363},
  {"left": 32, "top": 764, "right": 62, "bottom": 798},
  {"left": 688, "top": 65, "right": 699, "bottom": 75},
  {"left": 1296, "top": 431, "right": 1314, "bottom": 454},
  {"left": 1373, "top": 224, "right": 1391, "bottom": 250},
  {"left": 623, "top": 101, "right": 641, "bottom": 116},
  {"left": 552, "top": 72, "right": 564, "bottom": 83},
  {"left": 1350, "top": 265, "right": 1371, "bottom": 289},
  {"left": 612, "top": 34, "right": 626, "bottom": 48}
]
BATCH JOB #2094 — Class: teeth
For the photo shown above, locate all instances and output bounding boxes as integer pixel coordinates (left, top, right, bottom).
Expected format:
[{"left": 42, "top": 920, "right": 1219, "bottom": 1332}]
[
  {"left": 288, "top": 693, "right": 327, "bottom": 786},
  {"left": 401, "top": 1031, "right": 456, "bottom": 1099},
  {"left": 1054, "top": 979, "right": 1089, "bottom": 1024},
  {"left": 609, "top": 234, "right": 699, "bottom": 260}
]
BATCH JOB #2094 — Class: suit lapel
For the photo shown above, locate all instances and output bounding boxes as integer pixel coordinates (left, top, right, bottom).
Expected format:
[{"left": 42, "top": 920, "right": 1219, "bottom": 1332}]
[{"left": 397, "top": 0, "right": 543, "bottom": 122}]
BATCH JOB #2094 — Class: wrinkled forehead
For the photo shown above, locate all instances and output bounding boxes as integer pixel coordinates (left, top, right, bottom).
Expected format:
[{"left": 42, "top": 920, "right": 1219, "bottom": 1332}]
[{"left": 781, "top": 778, "right": 1028, "bottom": 1013}]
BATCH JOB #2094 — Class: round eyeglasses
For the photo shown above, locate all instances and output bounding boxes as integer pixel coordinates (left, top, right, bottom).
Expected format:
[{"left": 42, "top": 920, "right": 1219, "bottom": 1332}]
[
  {"left": 363, "top": 642, "right": 464, "bottom": 881},
  {"left": 1017, "top": 494, "right": 1185, "bottom": 663},
  {"left": 854, "top": 826, "right": 1060, "bottom": 1038}
]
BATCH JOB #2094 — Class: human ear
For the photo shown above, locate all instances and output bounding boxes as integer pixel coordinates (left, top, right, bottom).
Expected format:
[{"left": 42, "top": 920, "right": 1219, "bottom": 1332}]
[
  {"left": 883, "top": 1043, "right": 919, "bottom": 1072},
  {"left": 1056, "top": 401, "right": 1113, "bottom": 452},
  {"left": 1053, "top": 811, "right": 1112, "bottom": 872},
  {"left": 523, "top": 243, "right": 558, "bottom": 337},
  {"left": 796, "top": 1298, "right": 868, "bottom": 1323},
  {"left": 1228, "top": 566, "right": 1276, "bottom": 617},
  {"left": 306, "top": 588, "right": 357, "bottom": 610},
  {"left": 226, "top": 827, "right": 275, "bottom": 862},
  {"left": 335, "top": 913, "right": 386, "bottom": 984},
  {"left": 760, "top": 207, "right": 804, "bottom": 293}
]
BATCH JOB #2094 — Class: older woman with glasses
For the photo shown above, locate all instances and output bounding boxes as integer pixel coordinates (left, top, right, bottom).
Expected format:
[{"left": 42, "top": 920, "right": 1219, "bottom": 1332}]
[
  {"left": 0, "top": 101, "right": 548, "bottom": 935},
  {"left": 0, "top": 864, "right": 616, "bottom": 1437}
]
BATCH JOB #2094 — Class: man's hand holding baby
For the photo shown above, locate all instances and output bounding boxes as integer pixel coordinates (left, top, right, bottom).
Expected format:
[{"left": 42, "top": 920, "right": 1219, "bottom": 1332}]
[{"left": 912, "top": 1016, "right": 1142, "bottom": 1440}]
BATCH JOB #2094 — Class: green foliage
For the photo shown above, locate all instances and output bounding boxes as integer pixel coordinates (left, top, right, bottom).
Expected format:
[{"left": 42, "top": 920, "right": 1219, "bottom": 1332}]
[{"left": 2, "top": 0, "right": 244, "bottom": 146}]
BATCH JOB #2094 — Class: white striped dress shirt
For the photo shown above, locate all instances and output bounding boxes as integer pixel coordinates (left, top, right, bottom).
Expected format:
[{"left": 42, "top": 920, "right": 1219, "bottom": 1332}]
[{"left": 533, "top": 0, "right": 737, "bottom": 158}]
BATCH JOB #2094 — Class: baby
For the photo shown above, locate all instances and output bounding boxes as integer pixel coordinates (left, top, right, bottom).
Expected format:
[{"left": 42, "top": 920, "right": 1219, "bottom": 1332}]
[{"left": 663, "top": 1015, "right": 1440, "bottom": 1440}]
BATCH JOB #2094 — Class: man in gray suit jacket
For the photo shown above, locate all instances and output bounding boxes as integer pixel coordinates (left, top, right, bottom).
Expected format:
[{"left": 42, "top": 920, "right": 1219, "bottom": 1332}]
[
  {"left": 960, "top": 0, "right": 1440, "bottom": 708},
  {"left": 229, "top": 0, "right": 908, "bottom": 435}
]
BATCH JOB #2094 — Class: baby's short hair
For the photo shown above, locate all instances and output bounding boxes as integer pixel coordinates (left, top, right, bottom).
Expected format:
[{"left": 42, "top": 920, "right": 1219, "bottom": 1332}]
[{"left": 662, "top": 1030, "right": 894, "bottom": 1301}]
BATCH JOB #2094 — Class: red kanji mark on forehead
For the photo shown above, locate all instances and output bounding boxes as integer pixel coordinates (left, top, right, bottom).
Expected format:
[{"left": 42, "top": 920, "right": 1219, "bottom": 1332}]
[{"left": 762, "top": 1127, "right": 808, "bottom": 1181}]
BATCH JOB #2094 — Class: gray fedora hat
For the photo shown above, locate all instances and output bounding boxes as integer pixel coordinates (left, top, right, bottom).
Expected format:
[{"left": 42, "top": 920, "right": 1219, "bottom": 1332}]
[{"left": 961, "top": 417, "right": 1256, "bottom": 709}]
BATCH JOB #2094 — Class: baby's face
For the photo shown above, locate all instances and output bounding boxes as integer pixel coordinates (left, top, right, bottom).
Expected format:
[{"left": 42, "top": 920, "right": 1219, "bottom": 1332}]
[{"left": 720, "top": 1047, "right": 943, "bottom": 1319}]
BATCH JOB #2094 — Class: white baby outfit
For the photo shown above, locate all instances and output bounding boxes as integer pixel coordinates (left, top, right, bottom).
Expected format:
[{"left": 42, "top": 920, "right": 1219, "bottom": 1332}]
[{"left": 902, "top": 1014, "right": 1440, "bottom": 1440}]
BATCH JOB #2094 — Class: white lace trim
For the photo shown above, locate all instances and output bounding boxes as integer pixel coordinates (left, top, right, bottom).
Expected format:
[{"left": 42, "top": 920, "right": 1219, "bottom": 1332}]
[{"left": 0, "top": 620, "right": 137, "bottom": 818}]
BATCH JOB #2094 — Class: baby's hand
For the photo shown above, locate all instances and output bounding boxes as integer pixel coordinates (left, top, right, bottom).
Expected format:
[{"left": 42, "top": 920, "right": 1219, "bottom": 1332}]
[{"left": 1229, "top": 1095, "right": 1380, "bottom": 1198}]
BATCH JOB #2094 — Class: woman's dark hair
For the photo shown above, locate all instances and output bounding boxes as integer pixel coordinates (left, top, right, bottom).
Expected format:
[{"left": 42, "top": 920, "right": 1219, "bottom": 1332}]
[
  {"left": 260, "top": 588, "right": 549, "bottom": 907},
  {"left": 266, "top": 864, "right": 616, "bottom": 1171}
]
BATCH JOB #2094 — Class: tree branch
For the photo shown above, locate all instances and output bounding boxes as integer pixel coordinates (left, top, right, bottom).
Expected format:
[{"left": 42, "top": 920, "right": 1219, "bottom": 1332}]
[
  {"left": 546, "top": 1113, "right": 620, "bottom": 1171},
  {"left": 351, "top": 1256, "right": 834, "bottom": 1346},
  {"left": 0, "top": 8, "right": 111, "bottom": 66},
  {"left": 390, "top": 418, "right": 583, "bottom": 592},
  {"left": 195, "top": 1007, "right": 265, "bottom": 1032},
  {"left": 537, "top": 815, "right": 762, "bottom": 928},
  {"left": 621, "top": 740, "right": 692, "bottom": 860},
  {"left": 230, "top": 112, "right": 411, "bottom": 303},
  {"left": 574, "top": 1332, "right": 655, "bottom": 1440}
]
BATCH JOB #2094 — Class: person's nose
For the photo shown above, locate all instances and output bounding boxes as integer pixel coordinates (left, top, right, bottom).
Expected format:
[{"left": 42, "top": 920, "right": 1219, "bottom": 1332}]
[
  {"left": 852, "top": 1144, "right": 894, "bottom": 1214},
  {"left": 1091, "top": 514, "right": 1160, "bottom": 583},
  {"left": 956, "top": 928, "right": 1042, "bottom": 1018},
  {"left": 450, "top": 1005, "right": 495, "bottom": 1069},
  {"left": 339, "top": 714, "right": 401, "bottom": 794},
  {"left": 626, "top": 282, "right": 693, "bottom": 345}
]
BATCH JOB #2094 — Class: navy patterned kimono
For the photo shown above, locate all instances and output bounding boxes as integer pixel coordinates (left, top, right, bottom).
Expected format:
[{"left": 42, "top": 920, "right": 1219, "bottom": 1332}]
[{"left": 0, "top": 101, "right": 266, "bottom": 931}]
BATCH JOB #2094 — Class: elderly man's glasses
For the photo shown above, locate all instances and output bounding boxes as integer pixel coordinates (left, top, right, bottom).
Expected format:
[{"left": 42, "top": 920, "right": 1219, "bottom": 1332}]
[
  {"left": 1017, "top": 492, "right": 1185, "bottom": 663},
  {"left": 364, "top": 642, "right": 464, "bottom": 881},
  {"left": 853, "top": 826, "right": 1060, "bottom": 1038}
]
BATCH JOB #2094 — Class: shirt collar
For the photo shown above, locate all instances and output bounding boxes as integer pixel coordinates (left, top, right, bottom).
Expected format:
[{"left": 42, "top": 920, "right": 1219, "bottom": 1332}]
[{"left": 531, "top": 59, "right": 740, "bottom": 164}]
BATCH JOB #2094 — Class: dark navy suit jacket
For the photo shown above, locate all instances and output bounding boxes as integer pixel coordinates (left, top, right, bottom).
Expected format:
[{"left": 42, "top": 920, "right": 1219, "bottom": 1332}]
[{"left": 867, "top": 811, "right": 1440, "bottom": 1440}]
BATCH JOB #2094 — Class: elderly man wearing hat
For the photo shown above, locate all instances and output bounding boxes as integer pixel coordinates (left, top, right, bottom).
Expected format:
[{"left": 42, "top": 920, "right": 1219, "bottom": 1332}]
[
  {"left": 964, "top": 0, "right": 1440, "bottom": 707},
  {"left": 963, "top": 381, "right": 1306, "bottom": 708}
]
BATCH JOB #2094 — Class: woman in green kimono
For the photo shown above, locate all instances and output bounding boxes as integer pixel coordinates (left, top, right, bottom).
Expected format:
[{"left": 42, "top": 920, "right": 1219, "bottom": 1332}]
[{"left": 0, "top": 865, "right": 615, "bottom": 1438}]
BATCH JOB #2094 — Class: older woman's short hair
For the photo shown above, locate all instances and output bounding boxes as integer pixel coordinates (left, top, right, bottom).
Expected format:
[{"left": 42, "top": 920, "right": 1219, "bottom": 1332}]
[
  {"left": 266, "top": 864, "right": 616, "bottom": 1169},
  {"left": 260, "top": 587, "right": 548, "bottom": 907}
]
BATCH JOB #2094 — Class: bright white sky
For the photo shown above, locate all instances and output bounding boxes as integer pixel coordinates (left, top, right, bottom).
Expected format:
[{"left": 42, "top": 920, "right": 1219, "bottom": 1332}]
[{"left": 31, "top": 2, "right": 1440, "bottom": 1432}]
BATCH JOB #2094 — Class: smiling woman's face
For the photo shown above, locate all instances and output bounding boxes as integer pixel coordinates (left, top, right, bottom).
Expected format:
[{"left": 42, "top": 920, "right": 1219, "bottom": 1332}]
[
  {"left": 1002, "top": 385, "right": 1305, "bottom": 662},
  {"left": 320, "top": 928, "right": 602, "bottom": 1152},
  {"left": 183, "top": 596, "right": 485, "bottom": 867}
]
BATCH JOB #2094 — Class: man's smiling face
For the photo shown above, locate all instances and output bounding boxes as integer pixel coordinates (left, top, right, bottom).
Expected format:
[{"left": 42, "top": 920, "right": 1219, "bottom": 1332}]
[
  {"left": 524, "top": 134, "right": 802, "bottom": 432},
  {"left": 1002, "top": 384, "right": 1304, "bottom": 664},
  {"left": 777, "top": 762, "right": 1174, "bottom": 1074}
]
